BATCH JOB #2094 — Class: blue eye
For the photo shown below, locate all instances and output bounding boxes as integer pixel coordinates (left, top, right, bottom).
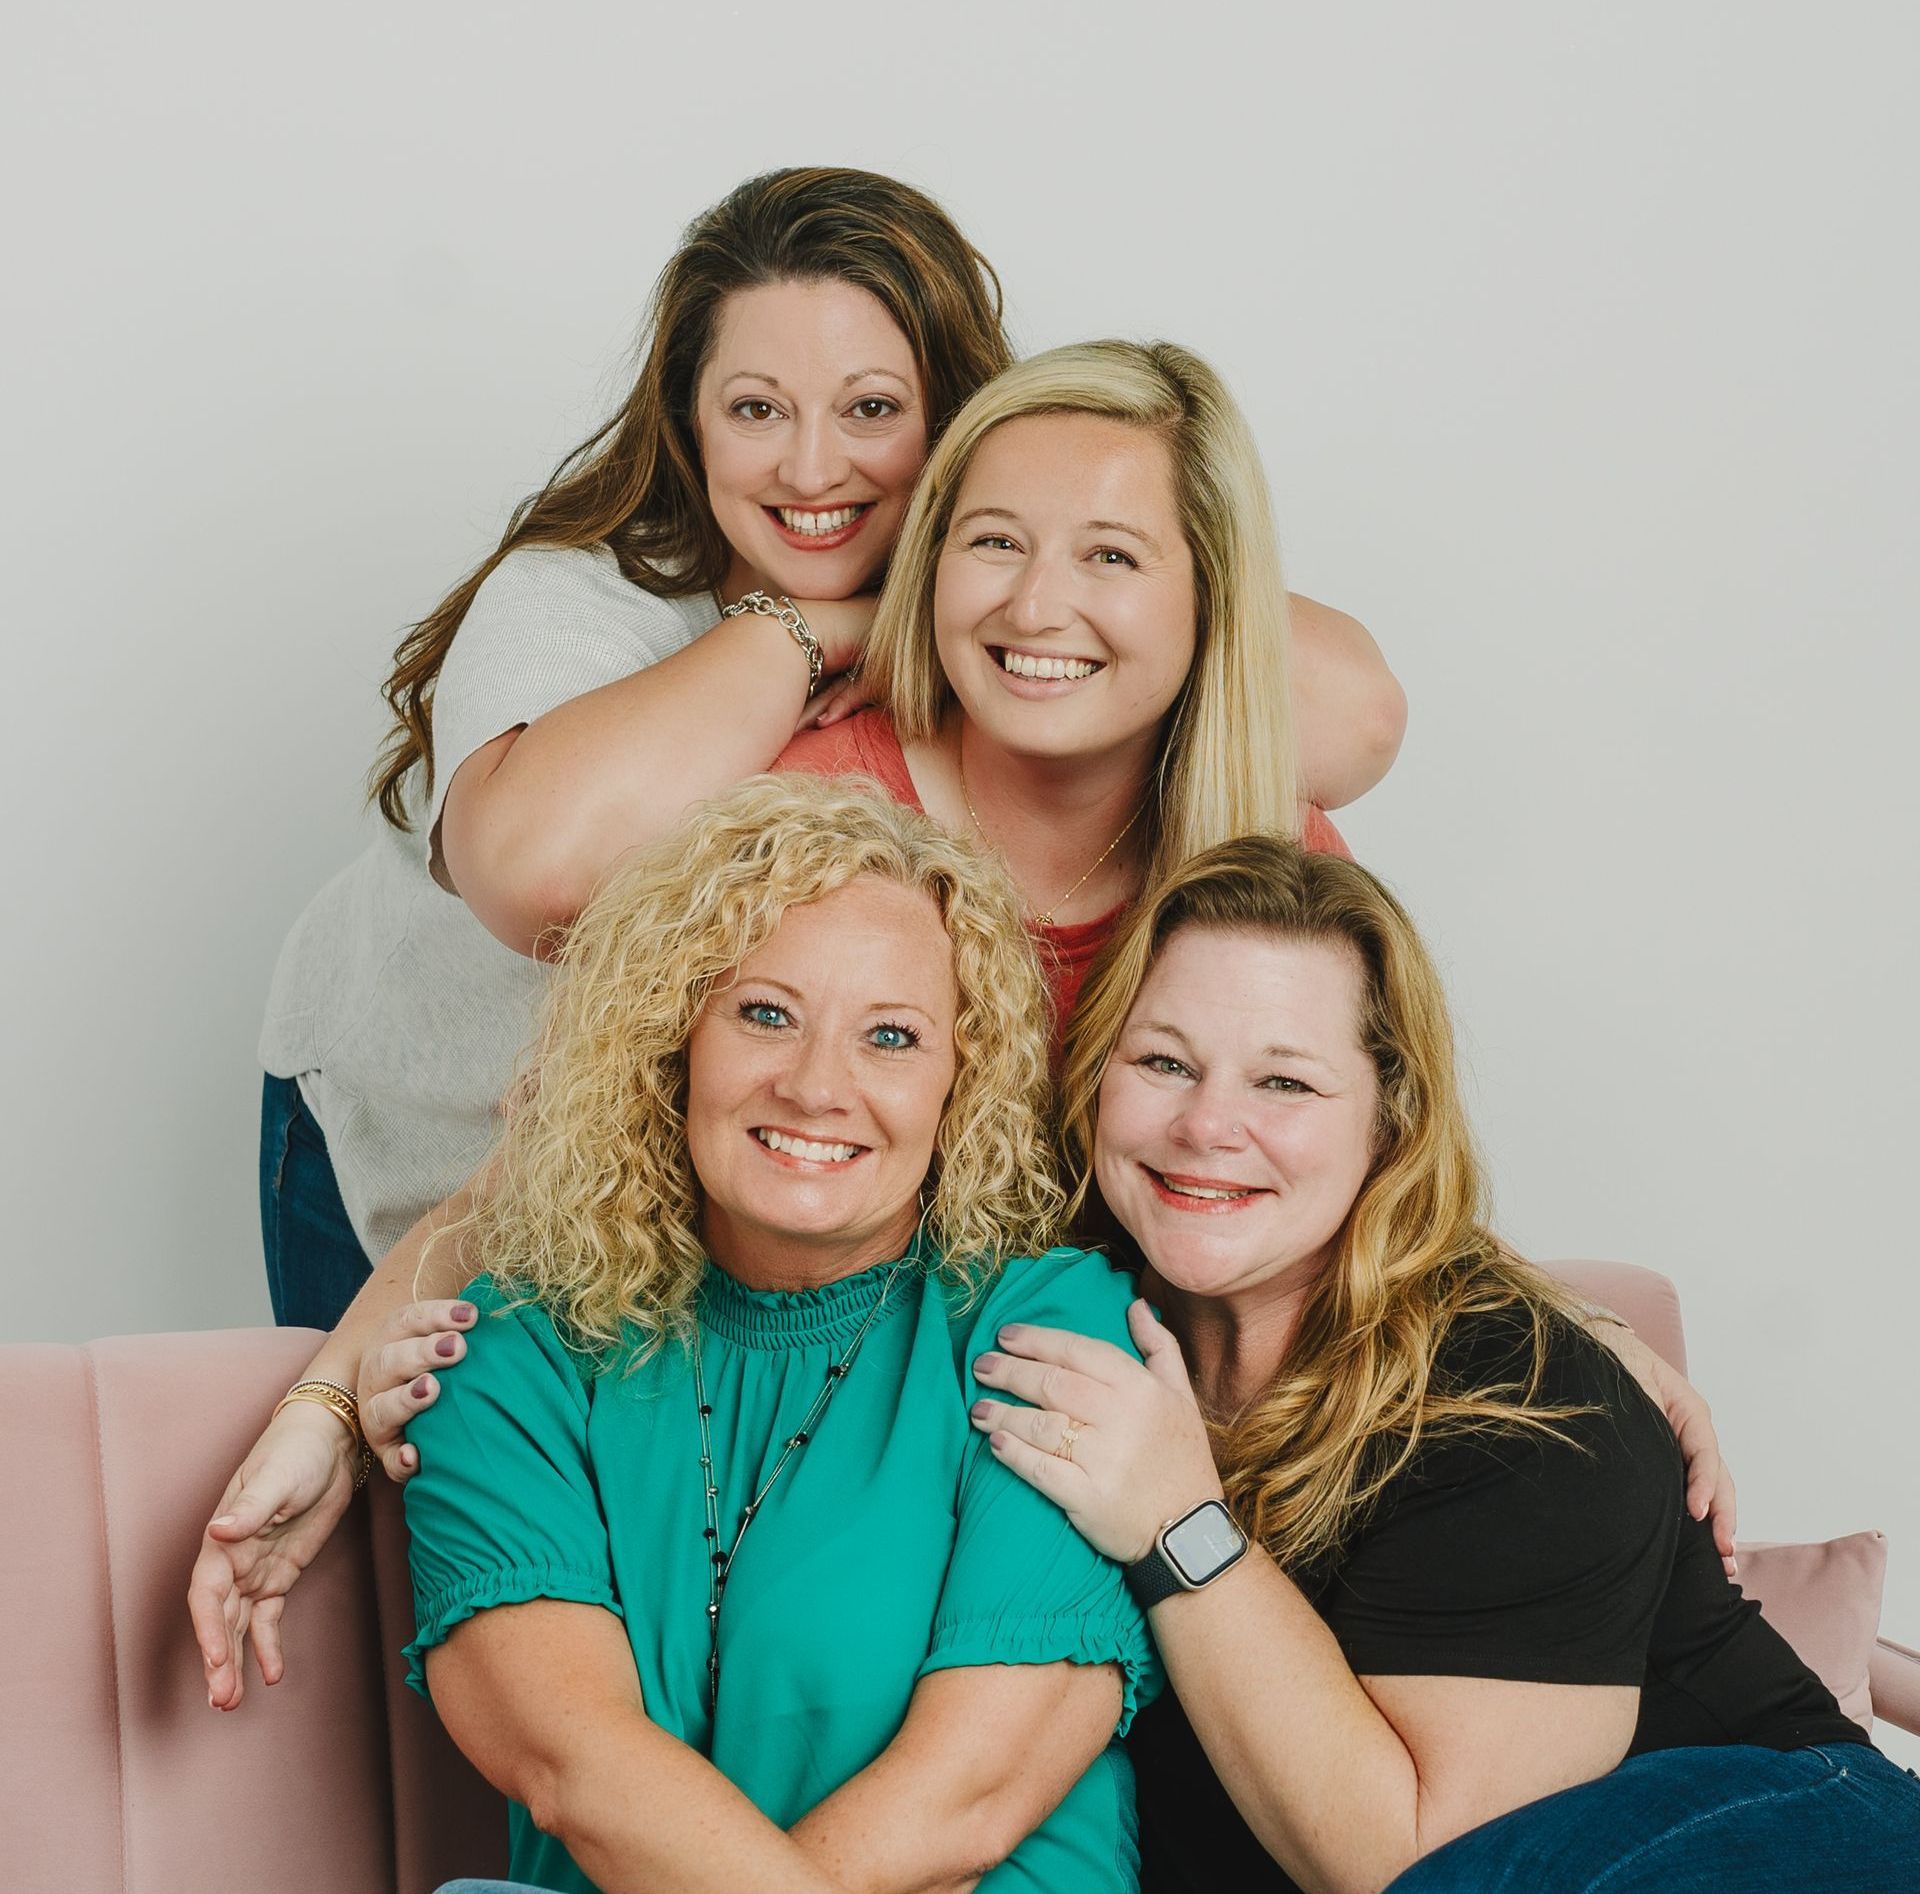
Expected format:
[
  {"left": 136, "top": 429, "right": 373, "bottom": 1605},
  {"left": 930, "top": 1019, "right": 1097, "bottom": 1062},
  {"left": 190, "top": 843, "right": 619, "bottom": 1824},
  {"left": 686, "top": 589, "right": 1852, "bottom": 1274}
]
[
  {"left": 870, "top": 1021, "right": 920, "bottom": 1051},
  {"left": 739, "top": 1001, "right": 790, "bottom": 1029},
  {"left": 1138, "top": 1052, "right": 1191, "bottom": 1078}
]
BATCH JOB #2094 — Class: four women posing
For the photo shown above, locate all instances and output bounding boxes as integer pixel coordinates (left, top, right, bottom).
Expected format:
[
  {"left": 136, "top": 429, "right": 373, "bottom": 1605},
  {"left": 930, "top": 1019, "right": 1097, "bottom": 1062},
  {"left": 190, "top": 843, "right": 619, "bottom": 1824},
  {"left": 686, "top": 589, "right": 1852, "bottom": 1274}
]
[{"left": 195, "top": 165, "right": 1918, "bottom": 1889}]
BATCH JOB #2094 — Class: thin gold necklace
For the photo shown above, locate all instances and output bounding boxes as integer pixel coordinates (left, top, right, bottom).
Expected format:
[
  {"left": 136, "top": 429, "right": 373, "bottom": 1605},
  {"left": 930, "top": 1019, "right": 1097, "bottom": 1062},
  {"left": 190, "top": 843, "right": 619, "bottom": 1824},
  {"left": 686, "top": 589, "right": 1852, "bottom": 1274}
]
[{"left": 957, "top": 749, "right": 1146, "bottom": 929}]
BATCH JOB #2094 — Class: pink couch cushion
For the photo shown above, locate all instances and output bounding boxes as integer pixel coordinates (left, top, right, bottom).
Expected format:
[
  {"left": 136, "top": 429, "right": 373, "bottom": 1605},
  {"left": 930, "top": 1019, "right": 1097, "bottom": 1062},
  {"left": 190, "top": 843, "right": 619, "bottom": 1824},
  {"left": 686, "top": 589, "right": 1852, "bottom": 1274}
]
[{"left": 1735, "top": 1531, "right": 1886, "bottom": 1731}]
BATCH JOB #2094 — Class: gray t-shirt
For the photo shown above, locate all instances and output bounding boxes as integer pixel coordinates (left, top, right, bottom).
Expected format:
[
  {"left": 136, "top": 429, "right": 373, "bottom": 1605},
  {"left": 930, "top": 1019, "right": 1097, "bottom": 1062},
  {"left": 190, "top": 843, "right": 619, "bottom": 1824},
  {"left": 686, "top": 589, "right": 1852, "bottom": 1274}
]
[{"left": 260, "top": 544, "right": 717, "bottom": 1260}]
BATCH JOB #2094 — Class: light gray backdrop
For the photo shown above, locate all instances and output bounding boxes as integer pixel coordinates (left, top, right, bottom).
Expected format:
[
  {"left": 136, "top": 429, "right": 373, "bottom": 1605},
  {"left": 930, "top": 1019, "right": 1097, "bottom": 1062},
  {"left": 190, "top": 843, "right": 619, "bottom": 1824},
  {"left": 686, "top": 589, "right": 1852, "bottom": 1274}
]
[{"left": 6, "top": 4, "right": 1915, "bottom": 1761}]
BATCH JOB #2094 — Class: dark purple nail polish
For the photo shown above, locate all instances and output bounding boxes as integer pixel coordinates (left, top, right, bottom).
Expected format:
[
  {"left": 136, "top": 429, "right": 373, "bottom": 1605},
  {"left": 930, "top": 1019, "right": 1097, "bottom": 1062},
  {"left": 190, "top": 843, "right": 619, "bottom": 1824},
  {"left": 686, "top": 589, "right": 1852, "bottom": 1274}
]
[
  {"left": 451, "top": 1302, "right": 475, "bottom": 1324},
  {"left": 411, "top": 1376, "right": 431, "bottom": 1398},
  {"left": 435, "top": 1333, "right": 458, "bottom": 1358},
  {"left": 975, "top": 1353, "right": 1002, "bottom": 1375},
  {"left": 971, "top": 1401, "right": 992, "bottom": 1422}
]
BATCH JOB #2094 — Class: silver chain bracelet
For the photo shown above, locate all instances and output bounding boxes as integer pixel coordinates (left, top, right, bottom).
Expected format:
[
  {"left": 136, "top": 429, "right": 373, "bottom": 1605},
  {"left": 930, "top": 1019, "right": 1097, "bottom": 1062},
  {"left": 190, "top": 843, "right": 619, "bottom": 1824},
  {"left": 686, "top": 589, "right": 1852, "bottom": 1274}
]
[{"left": 719, "top": 589, "right": 825, "bottom": 697}]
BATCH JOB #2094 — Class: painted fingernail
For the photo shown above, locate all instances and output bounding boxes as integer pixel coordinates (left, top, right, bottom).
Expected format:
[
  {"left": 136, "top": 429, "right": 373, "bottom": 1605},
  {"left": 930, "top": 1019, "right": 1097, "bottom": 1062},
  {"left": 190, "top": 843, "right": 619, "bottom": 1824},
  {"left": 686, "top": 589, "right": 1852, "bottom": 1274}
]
[
  {"left": 411, "top": 1376, "right": 431, "bottom": 1398},
  {"left": 998, "top": 1325, "right": 1026, "bottom": 1344},
  {"left": 435, "top": 1333, "right": 459, "bottom": 1358},
  {"left": 974, "top": 1353, "right": 1003, "bottom": 1375},
  {"left": 970, "top": 1401, "right": 992, "bottom": 1423},
  {"left": 451, "top": 1302, "right": 475, "bottom": 1323}
]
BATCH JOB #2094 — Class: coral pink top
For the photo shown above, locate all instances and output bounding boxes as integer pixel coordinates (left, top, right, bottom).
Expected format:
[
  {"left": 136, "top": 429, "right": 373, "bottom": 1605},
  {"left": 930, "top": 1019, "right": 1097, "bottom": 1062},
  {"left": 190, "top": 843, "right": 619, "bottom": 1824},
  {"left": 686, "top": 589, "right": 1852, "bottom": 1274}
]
[{"left": 775, "top": 711, "right": 1351, "bottom": 1029}]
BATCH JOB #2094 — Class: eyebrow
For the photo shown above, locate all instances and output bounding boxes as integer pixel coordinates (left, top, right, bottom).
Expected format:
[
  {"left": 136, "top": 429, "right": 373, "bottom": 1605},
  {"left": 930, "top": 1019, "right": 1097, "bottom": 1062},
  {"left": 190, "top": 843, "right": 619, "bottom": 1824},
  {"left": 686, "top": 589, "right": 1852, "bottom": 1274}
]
[
  {"left": 733, "top": 976, "right": 937, "bottom": 1021},
  {"left": 1130, "top": 1019, "right": 1333, "bottom": 1066},
  {"left": 718, "top": 368, "right": 913, "bottom": 393},
  {"left": 951, "top": 505, "right": 1163, "bottom": 555}
]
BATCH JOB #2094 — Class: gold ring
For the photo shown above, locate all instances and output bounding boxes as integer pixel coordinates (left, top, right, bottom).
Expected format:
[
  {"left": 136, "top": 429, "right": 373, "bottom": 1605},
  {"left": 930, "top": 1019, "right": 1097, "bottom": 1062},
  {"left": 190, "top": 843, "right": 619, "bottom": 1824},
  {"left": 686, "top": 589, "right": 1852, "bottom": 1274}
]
[{"left": 1054, "top": 1418, "right": 1086, "bottom": 1463}]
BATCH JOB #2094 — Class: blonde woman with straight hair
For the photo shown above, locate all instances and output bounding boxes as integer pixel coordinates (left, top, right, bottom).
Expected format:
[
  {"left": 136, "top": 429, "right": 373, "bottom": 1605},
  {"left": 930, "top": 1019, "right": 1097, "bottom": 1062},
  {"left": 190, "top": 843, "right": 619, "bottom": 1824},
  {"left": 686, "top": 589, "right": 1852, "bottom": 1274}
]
[
  {"left": 400, "top": 775, "right": 1159, "bottom": 1892},
  {"left": 859, "top": 338, "right": 1303, "bottom": 890},
  {"left": 973, "top": 836, "right": 1914, "bottom": 1893}
]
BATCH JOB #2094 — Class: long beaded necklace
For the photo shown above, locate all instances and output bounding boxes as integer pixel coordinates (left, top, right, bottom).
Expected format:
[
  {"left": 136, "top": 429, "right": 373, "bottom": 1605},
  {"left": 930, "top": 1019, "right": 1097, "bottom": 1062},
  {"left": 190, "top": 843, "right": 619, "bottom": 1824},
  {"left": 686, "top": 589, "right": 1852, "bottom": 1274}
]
[
  {"left": 956, "top": 750, "right": 1146, "bottom": 929},
  {"left": 691, "top": 1253, "right": 914, "bottom": 1712}
]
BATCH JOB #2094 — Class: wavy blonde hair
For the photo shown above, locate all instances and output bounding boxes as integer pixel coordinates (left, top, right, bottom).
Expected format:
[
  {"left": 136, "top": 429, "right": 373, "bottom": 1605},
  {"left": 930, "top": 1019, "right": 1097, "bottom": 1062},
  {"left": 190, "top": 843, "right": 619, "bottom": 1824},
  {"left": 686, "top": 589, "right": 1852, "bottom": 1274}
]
[
  {"left": 453, "top": 775, "right": 1065, "bottom": 1363},
  {"left": 1059, "top": 836, "right": 1591, "bottom": 1575},
  {"left": 860, "top": 340, "right": 1302, "bottom": 884}
]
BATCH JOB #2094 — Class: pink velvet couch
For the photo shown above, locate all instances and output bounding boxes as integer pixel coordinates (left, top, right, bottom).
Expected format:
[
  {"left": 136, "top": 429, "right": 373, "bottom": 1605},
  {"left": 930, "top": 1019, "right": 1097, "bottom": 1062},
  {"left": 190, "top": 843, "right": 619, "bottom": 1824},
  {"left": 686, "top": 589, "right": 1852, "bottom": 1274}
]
[{"left": 3, "top": 1261, "right": 1914, "bottom": 1893}]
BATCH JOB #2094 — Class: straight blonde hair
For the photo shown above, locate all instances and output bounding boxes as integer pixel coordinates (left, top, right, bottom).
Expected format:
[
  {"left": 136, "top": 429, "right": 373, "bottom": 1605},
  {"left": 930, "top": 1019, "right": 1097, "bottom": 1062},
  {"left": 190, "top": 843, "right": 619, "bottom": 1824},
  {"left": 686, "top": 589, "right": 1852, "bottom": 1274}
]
[
  {"left": 1059, "top": 836, "right": 1592, "bottom": 1574},
  {"left": 444, "top": 775, "right": 1064, "bottom": 1364},
  {"left": 861, "top": 341, "right": 1302, "bottom": 883}
]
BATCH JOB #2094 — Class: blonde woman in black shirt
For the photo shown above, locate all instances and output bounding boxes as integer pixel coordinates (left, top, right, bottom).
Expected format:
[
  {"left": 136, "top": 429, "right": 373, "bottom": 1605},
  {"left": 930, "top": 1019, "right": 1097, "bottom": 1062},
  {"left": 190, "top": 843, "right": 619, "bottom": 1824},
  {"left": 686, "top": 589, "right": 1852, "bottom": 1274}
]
[{"left": 973, "top": 836, "right": 1920, "bottom": 1892}]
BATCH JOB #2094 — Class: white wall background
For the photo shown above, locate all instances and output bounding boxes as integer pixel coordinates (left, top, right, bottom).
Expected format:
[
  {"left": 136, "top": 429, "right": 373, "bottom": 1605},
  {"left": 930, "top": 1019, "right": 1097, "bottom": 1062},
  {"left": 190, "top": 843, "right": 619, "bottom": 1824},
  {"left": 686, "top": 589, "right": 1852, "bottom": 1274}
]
[{"left": 7, "top": 3, "right": 1914, "bottom": 1761}]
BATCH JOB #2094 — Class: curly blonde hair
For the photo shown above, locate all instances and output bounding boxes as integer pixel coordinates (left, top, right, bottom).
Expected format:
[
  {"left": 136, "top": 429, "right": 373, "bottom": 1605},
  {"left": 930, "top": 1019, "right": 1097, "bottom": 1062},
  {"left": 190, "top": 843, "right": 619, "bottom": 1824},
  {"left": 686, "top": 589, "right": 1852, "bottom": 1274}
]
[
  {"left": 1060, "top": 835, "right": 1592, "bottom": 1575},
  {"left": 453, "top": 775, "right": 1065, "bottom": 1362}
]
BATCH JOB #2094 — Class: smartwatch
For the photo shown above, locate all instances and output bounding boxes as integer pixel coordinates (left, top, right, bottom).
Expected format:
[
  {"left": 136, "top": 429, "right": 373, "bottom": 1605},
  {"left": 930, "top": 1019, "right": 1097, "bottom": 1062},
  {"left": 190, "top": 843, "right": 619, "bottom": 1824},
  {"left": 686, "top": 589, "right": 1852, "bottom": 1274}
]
[{"left": 1125, "top": 1499, "right": 1249, "bottom": 1606}]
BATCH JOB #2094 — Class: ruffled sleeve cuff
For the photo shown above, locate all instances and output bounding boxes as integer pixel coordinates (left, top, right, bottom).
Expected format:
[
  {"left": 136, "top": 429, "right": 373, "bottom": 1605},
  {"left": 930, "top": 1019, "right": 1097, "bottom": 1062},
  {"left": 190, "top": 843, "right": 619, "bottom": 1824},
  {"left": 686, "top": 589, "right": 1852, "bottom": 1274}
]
[
  {"left": 919, "top": 1606, "right": 1163, "bottom": 1736},
  {"left": 403, "top": 1563, "right": 625, "bottom": 1699}
]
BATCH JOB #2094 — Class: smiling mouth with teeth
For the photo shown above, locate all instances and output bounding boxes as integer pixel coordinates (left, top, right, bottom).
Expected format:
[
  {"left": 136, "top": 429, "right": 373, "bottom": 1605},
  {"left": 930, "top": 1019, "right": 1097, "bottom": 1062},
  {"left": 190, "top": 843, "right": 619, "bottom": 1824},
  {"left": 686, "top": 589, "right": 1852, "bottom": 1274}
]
[
  {"left": 1147, "top": 1166, "right": 1264, "bottom": 1206},
  {"left": 992, "top": 647, "right": 1104, "bottom": 682},
  {"left": 753, "top": 1126, "right": 866, "bottom": 1165},
  {"left": 767, "top": 503, "right": 875, "bottom": 539}
]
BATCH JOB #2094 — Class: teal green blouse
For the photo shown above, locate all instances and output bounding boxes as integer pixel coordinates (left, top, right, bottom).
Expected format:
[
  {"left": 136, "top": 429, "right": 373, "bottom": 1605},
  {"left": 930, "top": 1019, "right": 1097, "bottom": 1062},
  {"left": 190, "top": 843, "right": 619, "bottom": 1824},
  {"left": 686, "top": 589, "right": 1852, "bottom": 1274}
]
[{"left": 403, "top": 1244, "right": 1161, "bottom": 1893}]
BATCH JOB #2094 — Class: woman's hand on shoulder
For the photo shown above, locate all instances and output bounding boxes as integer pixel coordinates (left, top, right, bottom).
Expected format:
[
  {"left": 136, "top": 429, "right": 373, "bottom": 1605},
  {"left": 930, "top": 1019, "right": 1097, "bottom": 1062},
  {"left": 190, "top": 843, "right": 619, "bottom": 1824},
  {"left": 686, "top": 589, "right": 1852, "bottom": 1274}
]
[
  {"left": 1591, "top": 1321, "right": 1739, "bottom": 1576},
  {"left": 188, "top": 1401, "right": 360, "bottom": 1709},
  {"left": 971, "top": 1299, "right": 1224, "bottom": 1565},
  {"left": 357, "top": 1296, "right": 479, "bottom": 1483}
]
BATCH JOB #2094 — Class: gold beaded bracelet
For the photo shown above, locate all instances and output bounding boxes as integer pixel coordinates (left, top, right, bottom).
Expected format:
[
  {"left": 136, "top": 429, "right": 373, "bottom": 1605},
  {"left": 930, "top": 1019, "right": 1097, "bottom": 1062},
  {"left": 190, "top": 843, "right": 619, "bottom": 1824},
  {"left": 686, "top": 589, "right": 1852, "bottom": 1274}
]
[{"left": 275, "top": 1378, "right": 374, "bottom": 1491}]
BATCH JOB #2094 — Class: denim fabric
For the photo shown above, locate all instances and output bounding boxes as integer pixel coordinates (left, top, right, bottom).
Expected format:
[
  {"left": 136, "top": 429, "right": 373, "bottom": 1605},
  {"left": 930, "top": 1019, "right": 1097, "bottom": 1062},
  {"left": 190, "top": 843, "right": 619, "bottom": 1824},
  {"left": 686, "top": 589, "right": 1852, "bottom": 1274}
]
[
  {"left": 259, "top": 1072, "right": 372, "bottom": 1329},
  {"left": 1386, "top": 1742, "right": 1920, "bottom": 1893}
]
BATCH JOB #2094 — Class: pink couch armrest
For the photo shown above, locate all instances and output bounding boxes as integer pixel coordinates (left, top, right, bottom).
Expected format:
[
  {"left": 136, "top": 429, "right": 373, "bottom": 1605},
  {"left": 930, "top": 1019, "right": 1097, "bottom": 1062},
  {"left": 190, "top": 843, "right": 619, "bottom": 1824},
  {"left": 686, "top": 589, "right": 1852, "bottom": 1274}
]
[
  {"left": 1540, "top": 1259, "right": 1688, "bottom": 1375},
  {"left": 1870, "top": 1637, "right": 1920, "bottom": 1738}
]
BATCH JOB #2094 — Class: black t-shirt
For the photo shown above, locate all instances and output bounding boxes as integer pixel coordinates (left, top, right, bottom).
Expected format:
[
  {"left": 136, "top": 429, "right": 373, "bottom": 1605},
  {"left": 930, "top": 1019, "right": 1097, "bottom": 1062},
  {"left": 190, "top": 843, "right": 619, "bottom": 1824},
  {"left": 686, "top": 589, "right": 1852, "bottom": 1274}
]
[{"left": 1132, "top": 1308, "right": 1867, "bottom": 1893}]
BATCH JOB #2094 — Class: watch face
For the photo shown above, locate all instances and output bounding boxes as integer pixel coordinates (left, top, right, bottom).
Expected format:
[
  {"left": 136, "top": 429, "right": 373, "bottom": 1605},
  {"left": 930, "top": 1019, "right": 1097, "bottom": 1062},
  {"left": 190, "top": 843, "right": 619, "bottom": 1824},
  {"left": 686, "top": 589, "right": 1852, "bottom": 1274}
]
[{"left": 1163, "top": 1501, "right": 1246, "bottom": 1585}]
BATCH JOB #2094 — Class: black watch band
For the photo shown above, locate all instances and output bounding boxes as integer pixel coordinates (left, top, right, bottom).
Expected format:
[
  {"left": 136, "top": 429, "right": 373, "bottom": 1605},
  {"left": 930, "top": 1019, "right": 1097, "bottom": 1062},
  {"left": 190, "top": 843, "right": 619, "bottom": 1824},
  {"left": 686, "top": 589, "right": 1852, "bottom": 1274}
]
[{"left": 1124, "top": 1543, "right": 1193, "bottom": 1607}]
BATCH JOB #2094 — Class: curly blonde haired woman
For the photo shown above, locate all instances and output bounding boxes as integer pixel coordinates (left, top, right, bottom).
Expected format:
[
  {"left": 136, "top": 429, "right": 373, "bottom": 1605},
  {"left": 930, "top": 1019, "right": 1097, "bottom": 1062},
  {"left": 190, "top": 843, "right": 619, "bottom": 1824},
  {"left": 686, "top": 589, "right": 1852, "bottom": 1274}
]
[
  {"left": 973, "top": 837, "right": 1917, "bottom": 1892},
  {"left": 402, "top": 775, "right": 1159, "bottom": 1893}
]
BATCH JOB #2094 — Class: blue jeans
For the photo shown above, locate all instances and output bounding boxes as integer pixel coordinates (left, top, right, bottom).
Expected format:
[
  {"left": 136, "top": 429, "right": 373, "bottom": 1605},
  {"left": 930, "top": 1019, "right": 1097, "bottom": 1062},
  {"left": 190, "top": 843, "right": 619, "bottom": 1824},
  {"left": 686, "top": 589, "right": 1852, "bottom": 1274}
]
[
  {"left": 259, "top": 1072, "right": 372, "bottom": 1330},
  {"left": 1386, "top": 1742, "right": 1920, "bottom": 1892}
]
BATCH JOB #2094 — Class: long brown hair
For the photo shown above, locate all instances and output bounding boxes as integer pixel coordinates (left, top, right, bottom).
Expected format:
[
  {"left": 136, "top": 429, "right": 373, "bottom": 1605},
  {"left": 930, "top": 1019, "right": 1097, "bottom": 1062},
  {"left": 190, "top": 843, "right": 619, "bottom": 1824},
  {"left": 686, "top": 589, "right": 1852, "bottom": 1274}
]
[
  {"left": 370, "top": 167, "right": 1010, "bottom": 828},
  {"left": 1059, "top": 837, "right": 1591, "bottom": 1575}
]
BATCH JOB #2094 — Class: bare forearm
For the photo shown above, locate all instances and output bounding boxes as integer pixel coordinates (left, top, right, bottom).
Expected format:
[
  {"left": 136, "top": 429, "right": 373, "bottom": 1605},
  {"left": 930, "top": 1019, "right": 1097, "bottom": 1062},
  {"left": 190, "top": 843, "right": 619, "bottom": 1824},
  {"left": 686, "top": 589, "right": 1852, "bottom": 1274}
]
[
  {"left": 1150, "top": 1556, "right": 1424, "bottom": 1894},
  {"left": 1288, "top": 594, "right": 1405, "bottom": 812},
  {"left": 452, "top": 613, "right": 812, "bottom": 953},
  {"left": 537, "top": 1718, "right": 843, "bottom": 1894},
  {"left": 790, "top": 1762, "right": 990, "bottom": 1894},
  {"left": 297, "top": 1186, "right": 480, "bottom": 1387},
  {"left": 789, "top": 1662, "right": 1118, "bottom": 1894}
]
